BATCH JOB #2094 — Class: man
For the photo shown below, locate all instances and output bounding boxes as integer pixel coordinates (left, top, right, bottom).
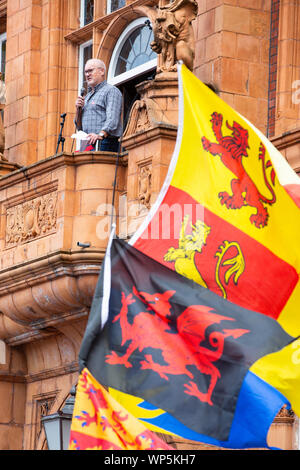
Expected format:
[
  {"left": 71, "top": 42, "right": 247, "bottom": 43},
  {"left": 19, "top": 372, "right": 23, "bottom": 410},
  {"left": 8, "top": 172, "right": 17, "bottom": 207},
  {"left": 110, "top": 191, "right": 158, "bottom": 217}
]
[{"left": 75, "top": 59, "right": 123, "bottom": 152}]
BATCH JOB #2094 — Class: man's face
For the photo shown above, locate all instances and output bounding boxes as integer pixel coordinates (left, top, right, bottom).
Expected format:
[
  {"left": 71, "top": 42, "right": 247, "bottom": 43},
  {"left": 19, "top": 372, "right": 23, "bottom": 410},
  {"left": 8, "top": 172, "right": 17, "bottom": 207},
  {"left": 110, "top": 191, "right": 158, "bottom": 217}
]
[{"left": 84, "top": 61, "right": 105, "bottom": 88}]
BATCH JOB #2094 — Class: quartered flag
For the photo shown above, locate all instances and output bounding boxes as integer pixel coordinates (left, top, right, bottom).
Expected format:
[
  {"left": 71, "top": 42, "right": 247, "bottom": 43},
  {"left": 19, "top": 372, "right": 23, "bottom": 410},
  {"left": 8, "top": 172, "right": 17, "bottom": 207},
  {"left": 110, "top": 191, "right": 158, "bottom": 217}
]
[
  {"left": 69, "top": 367, "right": 172, "bottom": 450},
  {"left": 75, "top": 63, "right": 300, "bottom": 450}
]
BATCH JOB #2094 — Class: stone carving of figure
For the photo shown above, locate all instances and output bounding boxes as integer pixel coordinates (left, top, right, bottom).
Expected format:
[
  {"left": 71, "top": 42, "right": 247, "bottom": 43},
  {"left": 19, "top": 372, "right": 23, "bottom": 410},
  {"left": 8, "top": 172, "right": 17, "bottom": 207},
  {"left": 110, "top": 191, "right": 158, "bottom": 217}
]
[
  {"left": 151, "top": 0, "right": 198, "bottom": 73},
  {"left": 138, "top": 165, "right": 152, "bottom": 209}
]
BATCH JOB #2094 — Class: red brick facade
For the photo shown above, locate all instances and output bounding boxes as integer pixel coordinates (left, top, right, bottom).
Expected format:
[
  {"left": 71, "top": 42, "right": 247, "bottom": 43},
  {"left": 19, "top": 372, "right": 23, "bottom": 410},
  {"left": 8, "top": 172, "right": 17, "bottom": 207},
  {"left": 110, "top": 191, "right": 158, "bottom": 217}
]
[{"left": 0, "top": 0, "right": 298, "bottom": 450}]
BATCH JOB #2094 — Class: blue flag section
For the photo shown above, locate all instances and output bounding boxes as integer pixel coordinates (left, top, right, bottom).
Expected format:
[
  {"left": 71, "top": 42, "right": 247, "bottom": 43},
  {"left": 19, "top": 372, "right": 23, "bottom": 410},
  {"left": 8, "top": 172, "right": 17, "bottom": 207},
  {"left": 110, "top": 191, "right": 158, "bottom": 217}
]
[
  {"left": 136, "top": 371, "right": 290, "bottom": 449},
  {"left": 79, "top": 238, "right": 295, "bottom": 448}
]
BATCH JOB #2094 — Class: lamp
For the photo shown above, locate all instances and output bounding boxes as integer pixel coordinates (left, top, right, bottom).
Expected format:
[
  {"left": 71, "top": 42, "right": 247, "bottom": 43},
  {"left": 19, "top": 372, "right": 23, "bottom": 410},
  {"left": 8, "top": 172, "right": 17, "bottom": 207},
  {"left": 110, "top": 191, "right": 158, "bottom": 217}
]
[{"left": 41, "top": 386, "right": 76, "bottom": 450}]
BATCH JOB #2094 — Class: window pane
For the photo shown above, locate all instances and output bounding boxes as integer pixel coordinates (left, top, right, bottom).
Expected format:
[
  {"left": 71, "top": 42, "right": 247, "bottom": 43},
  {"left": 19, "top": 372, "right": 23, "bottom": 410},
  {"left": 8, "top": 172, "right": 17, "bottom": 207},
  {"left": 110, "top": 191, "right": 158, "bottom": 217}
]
[
  {"left": 110, "top": 0, "right": 125, "bottom": 13},
  {"left": 83, "top": 0, "right": 94, "bottom": 25},
  {"left": 1, "top": 39, "right": 5, "bottom": 78},
  {"left": 82, "top": 44, "right": 92, "bottom": 90},
  {"left": 115, "top": 25, "right": 155, "bottom": 76}
]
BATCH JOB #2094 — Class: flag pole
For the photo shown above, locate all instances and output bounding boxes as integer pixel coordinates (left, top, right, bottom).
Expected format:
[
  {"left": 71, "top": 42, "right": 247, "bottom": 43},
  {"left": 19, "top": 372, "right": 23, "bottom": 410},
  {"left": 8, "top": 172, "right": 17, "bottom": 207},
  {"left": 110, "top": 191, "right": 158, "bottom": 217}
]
[
  {"left": 110, "top": 136, "right": 122, "bottom": 235},
  {"left": 109, "top": 92, "right": 139, "bottom": 236}
]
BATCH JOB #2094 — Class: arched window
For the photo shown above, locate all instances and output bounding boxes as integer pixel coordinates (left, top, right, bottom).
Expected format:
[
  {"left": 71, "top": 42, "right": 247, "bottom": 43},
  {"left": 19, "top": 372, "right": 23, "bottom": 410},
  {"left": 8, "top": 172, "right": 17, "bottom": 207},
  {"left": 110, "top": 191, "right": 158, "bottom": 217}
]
[{"left": 107, "top": 17, "right": 157, "bottom": 86}]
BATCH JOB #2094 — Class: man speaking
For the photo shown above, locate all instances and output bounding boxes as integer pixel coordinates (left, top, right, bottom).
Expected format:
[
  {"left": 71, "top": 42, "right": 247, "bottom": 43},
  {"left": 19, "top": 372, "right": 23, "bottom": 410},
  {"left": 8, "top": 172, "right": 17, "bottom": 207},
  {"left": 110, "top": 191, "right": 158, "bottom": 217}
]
[{"left": 75, "top": 58, "right": 123, "bottom": 152}]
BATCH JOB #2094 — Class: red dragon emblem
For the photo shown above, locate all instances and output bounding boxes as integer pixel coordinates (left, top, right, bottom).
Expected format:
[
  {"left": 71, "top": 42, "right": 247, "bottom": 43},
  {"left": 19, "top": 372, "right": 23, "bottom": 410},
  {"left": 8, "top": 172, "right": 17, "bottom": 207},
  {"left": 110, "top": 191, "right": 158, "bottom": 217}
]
[
  {"left": 106, "top": 287, "right": 249, "bottom": 406},
  {"left": 201, "top": 112, "right": 277, "bottom": 228}
]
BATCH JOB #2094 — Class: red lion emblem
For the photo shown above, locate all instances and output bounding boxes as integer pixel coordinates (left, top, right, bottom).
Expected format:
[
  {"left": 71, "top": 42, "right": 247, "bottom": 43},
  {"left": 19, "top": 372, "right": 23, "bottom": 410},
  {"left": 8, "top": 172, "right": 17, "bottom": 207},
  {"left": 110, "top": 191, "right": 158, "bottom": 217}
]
[
  {"left": 201, "top": 112, "right": 276, "bottom": 228},
  {"left": 106, "top": 287, "right": 249, "bottom": 406}
]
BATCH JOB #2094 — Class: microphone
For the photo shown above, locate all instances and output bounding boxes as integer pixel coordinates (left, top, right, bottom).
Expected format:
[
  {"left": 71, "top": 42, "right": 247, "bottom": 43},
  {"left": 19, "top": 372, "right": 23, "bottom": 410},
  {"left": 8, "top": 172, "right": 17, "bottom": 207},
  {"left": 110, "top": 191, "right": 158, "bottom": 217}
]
[{"left": 80, "top": 87, "right": 86, "bottom": 97}]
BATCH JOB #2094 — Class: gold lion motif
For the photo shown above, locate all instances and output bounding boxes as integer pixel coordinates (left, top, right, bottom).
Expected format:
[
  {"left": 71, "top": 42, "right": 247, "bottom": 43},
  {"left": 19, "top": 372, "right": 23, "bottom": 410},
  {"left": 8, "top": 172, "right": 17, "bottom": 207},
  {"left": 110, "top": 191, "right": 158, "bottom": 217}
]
[
  {"left": 164, "top": 215, "right": 245, "bottom": 298},
  {"left": 164, "top": 215, "right": 210, "bottom": 288}
]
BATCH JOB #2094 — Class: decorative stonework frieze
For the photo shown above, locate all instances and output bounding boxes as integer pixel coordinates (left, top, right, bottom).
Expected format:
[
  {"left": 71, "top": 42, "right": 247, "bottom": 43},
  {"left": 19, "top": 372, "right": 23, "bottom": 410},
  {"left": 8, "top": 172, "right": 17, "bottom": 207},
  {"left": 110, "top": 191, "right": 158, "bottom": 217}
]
[{"left": 5, "top": 190, "right": 57, "bottom": 247}]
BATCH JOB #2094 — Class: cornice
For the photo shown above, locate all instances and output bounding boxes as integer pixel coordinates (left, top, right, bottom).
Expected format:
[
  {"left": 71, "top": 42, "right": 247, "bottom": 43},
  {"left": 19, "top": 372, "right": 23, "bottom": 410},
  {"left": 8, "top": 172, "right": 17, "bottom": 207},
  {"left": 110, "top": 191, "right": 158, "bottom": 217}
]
[
  {"left": 0, "top": 0, "right": 6, "bottom": 19},
  {"left": 0, "top": 248, "right": 104, "bottom": 294},
  {"left": 0, "top": 362, "right": 79, "bottom": 384},
  {"left": 64, "top": 0, "right": 158, "bottom": 44},
  {"left": 122, "top": 122, "right": 177, "bottom": 149},
  {"left": 0, "top": 248, "right": 104, "bottom": 332},
  {"left": 5, "top": 310, "right": 88, "bottom": 347},
  {"left": 0, "top": 151, "right": 127, "bottom": 191},
  {"left": 271, "top": 127, "right": 300, "bottom": 150}
]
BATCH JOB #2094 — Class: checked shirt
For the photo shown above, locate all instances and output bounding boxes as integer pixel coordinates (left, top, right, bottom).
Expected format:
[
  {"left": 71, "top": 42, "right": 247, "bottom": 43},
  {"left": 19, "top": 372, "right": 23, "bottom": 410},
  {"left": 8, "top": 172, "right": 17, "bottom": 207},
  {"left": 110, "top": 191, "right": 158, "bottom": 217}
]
[{"left": 81, "top": 81, "right": 123, "bottom": 137}]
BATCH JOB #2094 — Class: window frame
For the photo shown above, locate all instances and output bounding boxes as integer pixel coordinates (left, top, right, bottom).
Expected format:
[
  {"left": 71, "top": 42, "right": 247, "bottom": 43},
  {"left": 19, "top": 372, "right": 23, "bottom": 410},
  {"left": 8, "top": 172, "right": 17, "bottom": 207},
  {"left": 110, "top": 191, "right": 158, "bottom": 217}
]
[
  {"left": 107, "top": 17, "right": 157, "bottom": 86},
  {"left": 80, "top": 0, "right": 94, "bottom": 28},
  {"left": 78, "top": 39, "right": 93, "bottom": 94},
  {"left": 0, "top": 32, "right": 6, "bottom": 77},
  {"left": 107, "top": 0, "right": 126, "bottom": 15}
]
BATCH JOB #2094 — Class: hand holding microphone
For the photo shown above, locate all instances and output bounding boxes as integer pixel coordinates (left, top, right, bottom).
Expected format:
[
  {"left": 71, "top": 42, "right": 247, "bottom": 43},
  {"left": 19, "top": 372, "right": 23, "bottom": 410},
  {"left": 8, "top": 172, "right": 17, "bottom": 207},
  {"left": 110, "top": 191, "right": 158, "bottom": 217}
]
[{"left": 75, "top": 87, "right": 86, "bottom": 109}]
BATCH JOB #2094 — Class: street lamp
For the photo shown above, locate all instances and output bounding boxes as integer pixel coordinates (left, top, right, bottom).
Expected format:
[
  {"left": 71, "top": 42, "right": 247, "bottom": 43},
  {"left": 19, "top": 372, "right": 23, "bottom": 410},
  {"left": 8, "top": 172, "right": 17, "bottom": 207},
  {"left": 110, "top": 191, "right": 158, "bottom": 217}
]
[{"left": 41, "top": 386, "right": 76, "bottom": 450}]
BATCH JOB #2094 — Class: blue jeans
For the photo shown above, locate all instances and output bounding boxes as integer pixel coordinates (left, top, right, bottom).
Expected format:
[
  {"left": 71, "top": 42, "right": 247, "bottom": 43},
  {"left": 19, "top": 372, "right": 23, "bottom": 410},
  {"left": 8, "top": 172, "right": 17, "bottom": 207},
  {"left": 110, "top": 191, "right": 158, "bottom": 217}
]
[{"left": 99, "top": 137, "right": 120, "bottom": 152}]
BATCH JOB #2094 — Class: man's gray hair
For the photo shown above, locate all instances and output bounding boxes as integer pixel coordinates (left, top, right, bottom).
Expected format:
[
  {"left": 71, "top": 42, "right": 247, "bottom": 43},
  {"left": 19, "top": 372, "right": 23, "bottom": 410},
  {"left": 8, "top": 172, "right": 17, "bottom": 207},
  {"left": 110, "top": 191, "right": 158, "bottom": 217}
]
[{"left": 86, "top": 58, "right": 106, "bottom": 74}]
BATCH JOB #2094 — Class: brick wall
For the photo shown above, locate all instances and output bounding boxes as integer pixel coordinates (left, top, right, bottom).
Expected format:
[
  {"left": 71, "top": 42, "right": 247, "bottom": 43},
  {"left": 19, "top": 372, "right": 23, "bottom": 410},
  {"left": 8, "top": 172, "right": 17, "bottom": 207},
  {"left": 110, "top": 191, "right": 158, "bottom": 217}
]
[
  {"left": 267, "top": 0, "right": 279, "bottom": 137},
  {"left": 4, "top": 0, "right": 80, "bottom": 166},
  {"left": 194, "top": 0, "right": 271, "bottom": 134}
]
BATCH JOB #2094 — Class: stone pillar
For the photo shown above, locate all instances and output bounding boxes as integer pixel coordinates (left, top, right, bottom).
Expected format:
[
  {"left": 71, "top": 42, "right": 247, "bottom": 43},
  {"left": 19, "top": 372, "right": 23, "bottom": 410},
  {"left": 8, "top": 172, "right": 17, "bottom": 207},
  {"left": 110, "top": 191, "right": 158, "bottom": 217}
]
[
  {"left": 121, "top": 74, "right": 178, "bottom": 238},
  {"left": 0, "top": 344, "right": 26, "bottom": 450}
]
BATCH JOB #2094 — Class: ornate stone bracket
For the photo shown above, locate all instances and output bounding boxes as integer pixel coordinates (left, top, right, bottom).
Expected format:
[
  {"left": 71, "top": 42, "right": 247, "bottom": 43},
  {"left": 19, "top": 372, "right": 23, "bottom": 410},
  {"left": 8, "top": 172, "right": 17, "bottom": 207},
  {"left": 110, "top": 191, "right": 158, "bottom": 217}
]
[{"left": 0, "top": 250, "right": 104, "bottom": 332}]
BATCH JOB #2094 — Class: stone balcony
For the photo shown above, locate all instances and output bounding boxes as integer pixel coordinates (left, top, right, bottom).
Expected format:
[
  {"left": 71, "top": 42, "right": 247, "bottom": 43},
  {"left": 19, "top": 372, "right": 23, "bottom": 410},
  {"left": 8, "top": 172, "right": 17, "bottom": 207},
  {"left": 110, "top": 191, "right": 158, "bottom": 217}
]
[{"left": 0, "top": 150, "right": 126, "bottom": 348}]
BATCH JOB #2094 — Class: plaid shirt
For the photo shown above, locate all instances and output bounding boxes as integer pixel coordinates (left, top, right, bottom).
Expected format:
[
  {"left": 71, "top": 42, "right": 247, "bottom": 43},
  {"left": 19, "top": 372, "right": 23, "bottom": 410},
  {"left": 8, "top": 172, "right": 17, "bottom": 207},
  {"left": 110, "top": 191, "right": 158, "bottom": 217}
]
[{"left": 81, "top": 81, "right": 123, "bottom": 137}]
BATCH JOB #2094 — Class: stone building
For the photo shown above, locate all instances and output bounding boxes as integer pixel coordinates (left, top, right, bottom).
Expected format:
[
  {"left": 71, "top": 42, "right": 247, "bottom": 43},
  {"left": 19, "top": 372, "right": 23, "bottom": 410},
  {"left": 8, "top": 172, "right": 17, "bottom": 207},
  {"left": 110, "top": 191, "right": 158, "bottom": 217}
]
[{"left": 0, "top": 0, "right": 298, "bottom": 450}]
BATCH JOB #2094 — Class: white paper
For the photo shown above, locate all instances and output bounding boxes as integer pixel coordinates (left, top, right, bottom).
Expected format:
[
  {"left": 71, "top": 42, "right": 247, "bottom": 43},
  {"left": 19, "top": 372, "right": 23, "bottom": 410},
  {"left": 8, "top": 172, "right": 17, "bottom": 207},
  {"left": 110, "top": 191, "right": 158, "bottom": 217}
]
[{"left": 71, "top": 131, "right": 88, "bottom": 140}]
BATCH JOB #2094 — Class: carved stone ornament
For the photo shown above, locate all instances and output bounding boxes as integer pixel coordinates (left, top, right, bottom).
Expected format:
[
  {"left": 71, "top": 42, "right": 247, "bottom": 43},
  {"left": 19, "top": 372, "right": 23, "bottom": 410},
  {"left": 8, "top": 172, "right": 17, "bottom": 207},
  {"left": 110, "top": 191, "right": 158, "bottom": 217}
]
[
  {"left": 6, "top": 191, "right": 57, "bottom": 247},
  {"left": 151, "top": 0, "right": 198, "bottom": 73},
  {"left": 35, "top": 395, "right": 56, "bottom": 448},
  {"left": 138, "top": 164, "right": 152, "bottom": 209},
  {"left": 123, "top": 98, "right": 164, "bottom": 138},
  {"left": 275, "top": 405, "right": 295, "bottom": 422}
]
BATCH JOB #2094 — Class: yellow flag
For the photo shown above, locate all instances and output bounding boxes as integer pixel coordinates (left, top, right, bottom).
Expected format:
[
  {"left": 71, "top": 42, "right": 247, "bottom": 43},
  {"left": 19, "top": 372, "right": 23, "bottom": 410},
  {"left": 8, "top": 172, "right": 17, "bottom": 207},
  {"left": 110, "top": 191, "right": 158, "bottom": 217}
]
[{"left": 68, "top": 368, "right": 172, "bottom": 450}]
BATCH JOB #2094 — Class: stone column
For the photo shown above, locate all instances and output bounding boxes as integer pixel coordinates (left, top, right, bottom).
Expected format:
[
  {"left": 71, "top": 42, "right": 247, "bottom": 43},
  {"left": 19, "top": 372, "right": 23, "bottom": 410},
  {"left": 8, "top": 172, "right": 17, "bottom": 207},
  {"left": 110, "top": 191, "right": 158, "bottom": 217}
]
[{"left": 121, "top": 74, "right": 178, "bottom": 238}]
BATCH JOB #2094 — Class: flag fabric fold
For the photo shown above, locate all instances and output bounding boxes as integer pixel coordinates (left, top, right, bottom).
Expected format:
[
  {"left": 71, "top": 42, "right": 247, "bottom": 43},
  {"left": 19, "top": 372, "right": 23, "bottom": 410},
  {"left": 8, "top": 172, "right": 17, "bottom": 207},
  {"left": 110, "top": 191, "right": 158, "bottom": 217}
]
[{"left": 109, "top": 370, "right": 290, "bottom": 450}]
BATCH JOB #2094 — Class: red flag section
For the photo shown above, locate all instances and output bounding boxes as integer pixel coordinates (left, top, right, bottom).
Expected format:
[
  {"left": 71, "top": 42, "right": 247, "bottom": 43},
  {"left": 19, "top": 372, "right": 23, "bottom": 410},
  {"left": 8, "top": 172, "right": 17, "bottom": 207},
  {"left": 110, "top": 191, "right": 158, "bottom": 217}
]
[{"left": 134, "top": 186, "right": 298, "bottom": 319}]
